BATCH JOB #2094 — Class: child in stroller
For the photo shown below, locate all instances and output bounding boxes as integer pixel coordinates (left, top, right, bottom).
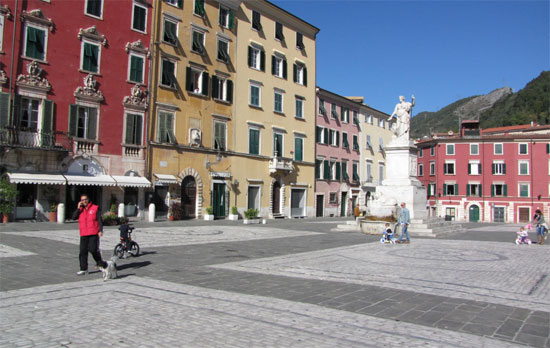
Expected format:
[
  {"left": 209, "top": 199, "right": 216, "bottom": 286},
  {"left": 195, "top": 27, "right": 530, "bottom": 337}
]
[
  {"left": 515, "top": 225, "right": 532, "bottom": 245},
  {"left": 380, "top": 223, "right": 396, "bottom": 244}
]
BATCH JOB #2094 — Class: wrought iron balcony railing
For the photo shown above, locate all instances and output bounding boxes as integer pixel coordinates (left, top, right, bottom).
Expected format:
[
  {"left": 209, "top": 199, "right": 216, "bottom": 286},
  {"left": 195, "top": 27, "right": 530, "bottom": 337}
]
[{"left": 0, "top": 127, "right": 72, "bottom": 151}]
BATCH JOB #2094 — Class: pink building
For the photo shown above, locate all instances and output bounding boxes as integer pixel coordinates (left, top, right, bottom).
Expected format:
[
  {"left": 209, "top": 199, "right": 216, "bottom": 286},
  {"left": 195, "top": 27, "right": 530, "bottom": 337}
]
[
  {"left": 0, "top": 0, "right": 152, "bottom": 220},
  {"left": 315, "top": 87, "right": 361, "bottom": 217},
  {"left": 416, "top": 121, "right": 550, "bottom": 223}
]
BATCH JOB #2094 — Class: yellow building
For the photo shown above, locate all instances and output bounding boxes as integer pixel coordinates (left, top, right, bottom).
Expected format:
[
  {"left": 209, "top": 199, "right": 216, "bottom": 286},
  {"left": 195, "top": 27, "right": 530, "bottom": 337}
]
[
  {"left": 230, "top": 1, "right": 319, "bottom": 218},
  {"left": 148, "top": 0, "right": 241, "bottom": 218}
]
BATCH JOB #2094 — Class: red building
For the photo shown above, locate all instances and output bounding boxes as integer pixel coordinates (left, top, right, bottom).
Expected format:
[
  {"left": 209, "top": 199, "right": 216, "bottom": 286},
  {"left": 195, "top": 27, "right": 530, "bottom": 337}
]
[
  {"left": 416, "top": 121, "right": 550, "bottom": 223},
  {"left": 0, "top": 1, "right": 152, "bottom": 221}
]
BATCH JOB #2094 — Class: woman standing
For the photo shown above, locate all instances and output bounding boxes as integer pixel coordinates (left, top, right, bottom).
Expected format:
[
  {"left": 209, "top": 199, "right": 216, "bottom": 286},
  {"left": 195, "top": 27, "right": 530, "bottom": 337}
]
[{"left": 530, "top": 209, "right": 546, "bottom": 245}]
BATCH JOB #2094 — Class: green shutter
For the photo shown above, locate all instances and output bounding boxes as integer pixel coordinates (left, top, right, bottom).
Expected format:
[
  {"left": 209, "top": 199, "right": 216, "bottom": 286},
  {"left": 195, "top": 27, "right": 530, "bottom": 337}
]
[
  {"left": 293, "top": 63, "right": 297, "bottom": 83},
  {"left": 443, "top": 184, "right": 447, "bottom": 195},
  {"left": 158, "top": 113, "right": 166, "bottom": 142},
  {"left": 478, "top": 184, "right": 482, "bottom": 197},
  {"left": 248, "top": 46, "right": 253, "bottom": 67},
  {"left": 211, "top": 76, "right": 219, "bottom": 98},
  {"left": 335, "top": 162, "right": 341, "bottom": 180},
  {"left": 130, "top": 56, "right": 143, "bottom": 83},
  {"left": 177, "top": 0, "right": 183, "bottom": 9},
  {"left": 323, "top": 160, "right": 330, "bottom": 179},
  {"left": 503, "top": 185, "right": 507, "bottom": 197},
  {"left": 294, "top": 137, "right": 302, "bottom": 161},
  {"left": 468, "top": 164, "right": 471, "bottom": 175},
  {"left": 249, "top": 129, "right": 259, "bottom": 155},
  {"left": 454, "top": 184, "right": 458, "bottom": 196},
  {"left": 491, "top": 184, "right": 495, "bottom": 197},
  {"left": 283, "top": 59, "right": 287, "bottom": 79},
  {"left": 336, "top": 131, "right": 340, "bottom": 147},
  {"left": 492, "top": 163, "right": 495, "bottom": 174},
  {"left": 0, "top": 92, "right": 10, "bottom": 128},
  {"left": 68, "top": 104, "right": 78, "bottom": 137},
  {"left": 125, "top": 114, "right": 135, "bottom": 144},
  {"left": 226, "top": 80, "right": 233, "bottom": 103},
  {"left": 323, "top": 128, "right": 328, "bottom": 145},
  {"left": 228, "top": 10, "right": 235, "bottom": 29},
  {"left": 41, "top": 100, "right": 54, "bottom": 147},
  {"left": 303, "top": 66, "right": 307, "bottom": 86},
  {"left": 466, "top": 184, "right": 470, "bottom": 196},
  {"left": 260, "top": 50, "right": 265, "bottom": 72},
  {"left": 86, "top": 107, "right": 97, "bottom": 140},
  {"left": 271, "top": 55, "right": 276, "bottom": 75},
  {"left": 503, "top": 164, "right": 506, "bottom": 174},
  {"left": 185, "top": 67, "right": 193, "bottom": 91},
  {"left": 316, "top": 126, "right": 321, "bottom": 143},
  {"left": 547, "top": 144, "right": 550, "bottom": 154},
  {"left": 315, "top": 160, "right": 320, "bottom": 179}
]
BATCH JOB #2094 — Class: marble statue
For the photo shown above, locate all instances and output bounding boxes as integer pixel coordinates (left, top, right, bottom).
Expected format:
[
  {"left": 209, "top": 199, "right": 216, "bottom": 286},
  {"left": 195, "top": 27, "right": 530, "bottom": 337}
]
[{"left": 387, "top": 95, "right": 415, "bottom": 142}]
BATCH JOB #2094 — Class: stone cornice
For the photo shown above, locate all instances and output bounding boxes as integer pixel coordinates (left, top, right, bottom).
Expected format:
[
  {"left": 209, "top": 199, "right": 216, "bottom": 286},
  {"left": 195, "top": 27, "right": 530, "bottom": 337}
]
[
  {"left": 21, "top": 9, "right": 54, "bottom": 31},
  {"left": 123, "top": 84, "right": 148, "bottom": 111},
  {"left": 125, "top": 40, "right": 151, "bottom": 59},
  {"left": 16, "top": 61, "right": 51, "bottom": 93},
  {"left": 74, "top": 74, "right": 104, "bottom": 103},
  {"left": 78, "top": 26, "right": 108, "bottom": 46},
  {"left": 0, "top": 4, "right": 12, "bottom": 19}
]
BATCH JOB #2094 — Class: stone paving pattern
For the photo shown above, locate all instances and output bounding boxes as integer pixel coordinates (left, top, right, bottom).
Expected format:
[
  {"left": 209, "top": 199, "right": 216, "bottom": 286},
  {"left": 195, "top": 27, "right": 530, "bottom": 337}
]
[{"left": 0, "top": 218, "right": 549, "bottom": 347}]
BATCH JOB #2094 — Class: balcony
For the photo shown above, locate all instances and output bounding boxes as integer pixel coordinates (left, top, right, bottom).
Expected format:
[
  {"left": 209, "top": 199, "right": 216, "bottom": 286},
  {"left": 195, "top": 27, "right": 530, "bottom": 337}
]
[
  {"left": 269, "top": 156, "right": 293, "bottom": 174},
  {"left": 0, "top": 127, "right": 71, "bottom": 151},
  {"left": 72, "top": 137, "right": 99, "bottom": 155},
  {"left": 123, "top": 144, "right": 145, "bottom": 159}
]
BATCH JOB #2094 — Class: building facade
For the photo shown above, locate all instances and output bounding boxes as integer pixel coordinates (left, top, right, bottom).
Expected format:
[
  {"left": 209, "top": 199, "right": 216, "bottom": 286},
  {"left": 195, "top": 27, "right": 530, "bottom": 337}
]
[
  {"left": 230, "top": 0, "right": 319, "bottom": 218},
  {"left": 416, "top": 122, "right": 550, "bottom": 223},
  {"left": 0, "top": 0, "right": 152, "bottom": 221},
  {"left": 314, "top": 88, "right": 361, "bottom": 217}
]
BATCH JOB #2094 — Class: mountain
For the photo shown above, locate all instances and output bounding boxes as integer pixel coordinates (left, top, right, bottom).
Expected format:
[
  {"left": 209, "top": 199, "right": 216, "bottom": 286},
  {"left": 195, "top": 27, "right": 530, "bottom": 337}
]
[{"left": 410, "top": 71, "right": 550, "bottom": 138}]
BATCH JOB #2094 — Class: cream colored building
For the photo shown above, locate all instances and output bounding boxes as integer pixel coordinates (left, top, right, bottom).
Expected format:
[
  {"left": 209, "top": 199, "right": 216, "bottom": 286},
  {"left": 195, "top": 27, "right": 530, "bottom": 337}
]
[{"left": 231, "top": 1, "right": 319, "bottom": 218}]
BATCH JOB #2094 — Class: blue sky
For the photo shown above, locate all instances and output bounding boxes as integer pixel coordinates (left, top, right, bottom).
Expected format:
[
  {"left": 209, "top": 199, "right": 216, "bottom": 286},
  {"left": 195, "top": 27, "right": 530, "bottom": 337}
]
[{"left": 271, "top": 0, "right": 550, "bottom": 115}]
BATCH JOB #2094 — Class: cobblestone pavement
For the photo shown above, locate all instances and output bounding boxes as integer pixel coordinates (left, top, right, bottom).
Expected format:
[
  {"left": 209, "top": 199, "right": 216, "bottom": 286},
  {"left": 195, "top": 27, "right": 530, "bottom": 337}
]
[{"left": 1, "top": 219, "right": 549, "bottom": 347}]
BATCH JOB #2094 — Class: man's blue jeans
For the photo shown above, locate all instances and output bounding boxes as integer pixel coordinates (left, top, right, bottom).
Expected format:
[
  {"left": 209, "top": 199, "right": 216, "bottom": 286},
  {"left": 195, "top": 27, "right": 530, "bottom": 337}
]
[{"left": 399, "top": 223, "right": 409, "bottom": 242}]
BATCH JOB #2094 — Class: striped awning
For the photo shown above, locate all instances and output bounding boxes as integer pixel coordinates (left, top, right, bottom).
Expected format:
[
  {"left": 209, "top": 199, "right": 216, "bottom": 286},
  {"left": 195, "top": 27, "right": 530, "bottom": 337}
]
[
  {"left": 154, "top": 173, "right": 178, "bottom": 185},
  {"left": 63, "top": 174, "right": 117, "bottom": 186},
  {"left": 111, "top": 175, "right": 151, "bottom": 188},
  {"left": 8, "top": 173, "right": 66, "bottom": 185}
]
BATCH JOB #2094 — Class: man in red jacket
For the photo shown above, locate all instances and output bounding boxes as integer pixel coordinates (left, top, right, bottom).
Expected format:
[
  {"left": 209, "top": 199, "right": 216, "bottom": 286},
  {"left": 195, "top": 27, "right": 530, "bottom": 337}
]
[{"left": 72, "top": 194, "right": 111, "bottom": 276}]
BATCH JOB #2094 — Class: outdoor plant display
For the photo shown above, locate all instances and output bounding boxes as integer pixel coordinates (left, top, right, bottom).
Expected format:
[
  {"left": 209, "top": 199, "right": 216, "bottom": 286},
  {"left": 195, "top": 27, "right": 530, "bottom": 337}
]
[
  {"left": 0, "top": 178, "right": 16, "bottom": 223},
  {"left": 170, "top": 202, "right": 183, "bottom": 221}
]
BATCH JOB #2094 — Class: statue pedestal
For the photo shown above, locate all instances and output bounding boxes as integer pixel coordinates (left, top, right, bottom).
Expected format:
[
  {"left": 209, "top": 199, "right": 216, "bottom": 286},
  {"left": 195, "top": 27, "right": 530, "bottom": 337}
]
[{"left": 369, "top": 140, "right": 427, "bottom": 220}]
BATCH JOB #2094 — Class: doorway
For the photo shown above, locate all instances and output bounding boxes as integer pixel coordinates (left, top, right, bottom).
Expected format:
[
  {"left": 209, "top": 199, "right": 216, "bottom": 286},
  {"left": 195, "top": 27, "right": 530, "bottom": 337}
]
[
  {"left": 316, "top": 194, "right": 324, "bottom": 217},
  {"left": 290, "top": 189, "right": 306, "bottom": 217},
  {"left": 181, "top": 176, "right": 196, "bottom": 219},
  {"left": 469, "top": 205, "right": 480, "bottom": 222},
  {"left": 518, "top": 207, "right": 530, "bottom": 223},
  {"left": 124, "top": 187, "right": 138, "bottom": 217},
  {"left": 494, "top": 207, "right": 505, "bottom": 222},
  {"left": 212, "top": 182, "right": 225, "bottom": 217},
  {"left": 340, "top": 192, "right": 347, "bottom": 217},
  {"left": 272, "top": 181, "right": 281, "bottom": 214}
]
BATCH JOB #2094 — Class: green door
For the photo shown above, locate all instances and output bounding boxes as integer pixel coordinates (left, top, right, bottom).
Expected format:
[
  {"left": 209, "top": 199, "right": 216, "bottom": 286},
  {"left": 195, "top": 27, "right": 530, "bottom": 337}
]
[
  {"left": 341, "top": 192, "right": 347, "bottom": 217},
  {"left": 212, "top": 183, "right": 225, "bottom": 217},
  {"left": 469, "top": 205, "right": 479, "bottom": 222}
]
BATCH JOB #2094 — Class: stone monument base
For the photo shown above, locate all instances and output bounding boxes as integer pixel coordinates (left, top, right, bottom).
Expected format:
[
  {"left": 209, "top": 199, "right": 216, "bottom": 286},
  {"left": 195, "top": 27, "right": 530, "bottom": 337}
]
[{"left": 368, "top": 184, "right": 427, "bottom": 220}]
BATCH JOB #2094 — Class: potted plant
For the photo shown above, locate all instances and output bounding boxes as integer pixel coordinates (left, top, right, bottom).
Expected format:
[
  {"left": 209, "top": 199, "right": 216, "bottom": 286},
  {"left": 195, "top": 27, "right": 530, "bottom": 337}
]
[
  {"left": 228, "top": 206, "right": 239, "bottom": 221},
  {"left": 0, "top": 178, "right": 16, "bottom": 223},
  {"left": 243, "top": 208, "right": 260, "bottom": 224},
  {"left": 204, "top": 206, "right": 214, "bottom": 220},
  {"left": 49, "top": 203, "right": 57, "bottom": 223},
  {"left": 169, "top": 202, "right": 183, "bottom": 221}
]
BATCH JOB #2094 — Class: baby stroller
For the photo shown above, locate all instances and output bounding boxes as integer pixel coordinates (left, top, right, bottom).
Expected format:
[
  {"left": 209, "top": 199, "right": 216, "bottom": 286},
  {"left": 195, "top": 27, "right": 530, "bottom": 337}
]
[
  {"left": 515, "top": 224, "right": 532, "bottom": 245},
  {"left": 380, "top": 227, "right": 396, "bottom": 244}
]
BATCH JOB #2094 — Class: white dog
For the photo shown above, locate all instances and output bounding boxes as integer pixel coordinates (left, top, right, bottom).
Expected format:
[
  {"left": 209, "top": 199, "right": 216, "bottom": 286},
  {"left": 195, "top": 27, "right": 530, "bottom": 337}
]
[{"left": 101, "top": 256, "right": 118, "bottom": 281}]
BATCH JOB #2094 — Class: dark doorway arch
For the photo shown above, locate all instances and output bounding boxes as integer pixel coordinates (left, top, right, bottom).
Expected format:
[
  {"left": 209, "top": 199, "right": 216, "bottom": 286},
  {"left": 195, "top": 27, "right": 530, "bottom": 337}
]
[
  {"left": 181, "top": 176, "right": 196, "bottom": 219},
  {"left": 272, "top": 181, "right": 281, "bottom": 214}
]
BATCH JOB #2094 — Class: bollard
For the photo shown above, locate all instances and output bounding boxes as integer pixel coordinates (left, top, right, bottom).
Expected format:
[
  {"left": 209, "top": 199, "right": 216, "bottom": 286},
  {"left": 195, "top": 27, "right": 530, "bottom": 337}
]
[
  {"left": 118, "top": 203, "right": 125, "bottom": 218},
  {"left": 148, "top": 203, "right": 155, "bottom": 222},
  {"left": 57, "top": 203, "right": 65, "bottom": 224}
]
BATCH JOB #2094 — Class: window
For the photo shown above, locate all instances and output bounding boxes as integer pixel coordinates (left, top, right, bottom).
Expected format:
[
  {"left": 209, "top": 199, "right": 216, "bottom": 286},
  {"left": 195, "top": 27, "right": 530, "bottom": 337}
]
[
  {"left": 191, "top": 29, "right": 206, "bottom": 54},
  {"left": 163, "top": 17, "right": 178, "bottom": 45},
  {"left": 443, "top": 183, "right": 458, "bottom": 196},
  {"left": 330, "top": 160, "right": 337, "bottom": 180},
  {"left": 491, "top": 184, "right": 507, "bottom": 197},
  {"left": 342, "top": 132, "right": 349, "bottom": 149},
  {"left": 494, "top": 143, "right": 503, "bottom": 155},
  {"left": 271, "top": 55, "right": 287, "bottom": 78},
  {"left": 446, "top": 144, "right": 455, "bottom": 155},
  {"left": 315, "top": 158, "right": 323, "bottom": 179},
  {"left": 444, "top": 161, "right": 455, "bottom": 175},
  {"left": 213, "top": 121, "right": 226, "bottom": 150},
  {"left": 352, "top": 162, "right": 359, "bottom": 182},
  {"left": 353, "top": 111, "right": 359, "bottom": 125},
  {"left": 468, "top": 161, "right": 482, "bottom": 175},
  {"left": 378, "top": 117, "right": 385, "bottom": 128},
  {"left": 250, "top": 82, "right": 261, "bottom": 107},
  {"left": 467, "top": 184, "right": 482, "bottom": 197},
  {"left": 295, "top": 97, "right": 304, "bottom": 119},
  {"left": 366, "top": 161, "right": 373, "bottom": 182},
  {"left": 430, "top": 146, "right": 435, "bottom": 156},
  {"left": 294, "top": 136, "right": 303, "bottom": 161},
  {"left": 428, "top": 183, "right": 436, "bottom": 196},
  {"left": 352, "top": 135, "right": 359, "bottom": 150},
  {"left": 365, "top": 114, "right": 373, "bottom": 124},
  {"left": 219, "top": 6, "right": 234, "bottom": 29},
  {"left": 124, "top": 113, "right": 143, "bottom": 145},
  {"left": 247, "top": 186, "right": 260, "bottom": 211},
  {"left": 194, "top": 0, "right": 205, "bottom": 17},
  {"left": 273, "top": 132, "right": 283, "bottom": 157},
  {"left": 81, "top": 41, "right": 100, "bottom": 73},
  {"left": 275, "top": 22, "right": 284, "bottom": 41},
  {"left": 315, "top": 126, "right": 329, "bottom": 145},
  {"left": 519, "top": 183, "right": 529, "bottom": 197},
  {"left": 68, "top": 105, "right": 98, "bottom": 140},
  {"left": 366, "top": 134, "right": 372, "bottom": 149},
  {"left": 293, "top": 62, "right": 307, "bottom": 86},
  {"left": 492, "top": 162, "right": 506, "bottom": 175},
  {"left": 165, "top": 0, "right": 182, "bottom": 8},
  {"left": 19, "top": 97, "right": 39, "bottom": 130},
  {"left": 341, "top": 108, "right": 349, "bottom": 123},
  {"left": 329, "top": 129, "right": 338, "bottom": 146},
  {"left": 378, "top": 163, "right": 384, "bottom": 185},
  {"left": 24, "top": 25, "right": 47, "bottom": 61},
  {"left": 185, "top": 67, "right": 208, "bottom": 96},
  {"left": 418, "top": 163, "right": 424, "bottom": 176},
  {"left": 212, "top": 76, "right": 233, "bottom": 103},
  {"left": 248, "top": 128, "right": 260, "bottom": 155},
  {"left": 329, "top": 192, "right": 337, "bottom": 203},
  {"left": 128, "top": 54, "right": 145, "bottom": 83},
  {"left": 252, "top": 10, "right": 262, "bottom": 31},
  {"left": 379, "top": 137, "right": 384, "bottom": 151},
  {"left": 331, "top": 103, "right": 338, "bottom": 119},
  {"left": 85, "top": 0, "right": 103, "bottom": 18},
  {"left": 430, "top": 162, "right": 435, "bottom": 176},
  {"left": 157, "top": 111, "right": 175, "bottom": 143},
  {"left": 296, "top": 32, "right": 304, "bottom": 49},
  {"left": 274, "top": 90, "right": 283, "bottom": 113},
  {"left": 217, "top": 39, "right": 229, "bottom": 62},
  {"left": 519, "top": 143, "right": 528, "bottom": 155},
  {"left": 132, "top": 2, "right": 147, "bottom": 33},
  {"left": 160, "top": 58, "right": 176, "bottom": 88},
  {"left": 518, "top": 160, "right": 529, "bottom": 175},
  {"left": 419, "top": 148, "right": 423, "bottom": 158},
  {"left": 318, "top": 99, "right": 327, "bottom": 116},
  {"left": 470, "top": 143, "right": 479, "bottom": 155},
  {"left": 341, "top": 161, "right": 348, "bottom": 181},
  {"left": 248, "top": 45, "right": 265, "bottom": 71}
]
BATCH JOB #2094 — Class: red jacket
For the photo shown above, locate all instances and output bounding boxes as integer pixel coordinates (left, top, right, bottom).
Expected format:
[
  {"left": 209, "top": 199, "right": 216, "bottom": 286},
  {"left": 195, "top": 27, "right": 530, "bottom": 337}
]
[{"left": 76, "top": 204, "right": 102, "bottom": 237}]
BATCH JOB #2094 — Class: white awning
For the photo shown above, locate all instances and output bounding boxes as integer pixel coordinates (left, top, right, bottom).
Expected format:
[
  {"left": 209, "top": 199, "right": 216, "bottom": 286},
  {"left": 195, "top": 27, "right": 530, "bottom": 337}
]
[
  {"left": 154, "top": 173, "right": 179, "bottom": 185},
  {"left": 111, "top": 175, "right": 151, "bottom": 188},
  {"left": 64, "top": 174, "right": 117, "bottom": 186},
  {"left": 8, "top": 173, "right": 66, "bottom": 185}
]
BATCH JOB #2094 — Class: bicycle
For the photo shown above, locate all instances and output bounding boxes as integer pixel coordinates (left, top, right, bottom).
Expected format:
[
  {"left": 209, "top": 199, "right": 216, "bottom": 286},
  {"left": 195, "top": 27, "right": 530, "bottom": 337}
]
[{"left": 113, "top": 225, "right": 140, "bottom": 258}]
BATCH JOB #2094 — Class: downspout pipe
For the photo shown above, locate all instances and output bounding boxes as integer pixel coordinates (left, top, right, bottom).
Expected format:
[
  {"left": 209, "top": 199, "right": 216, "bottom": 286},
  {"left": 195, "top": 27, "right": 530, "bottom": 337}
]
[{"left": 8, "top": 0, "right": 18, "bottom": 125}]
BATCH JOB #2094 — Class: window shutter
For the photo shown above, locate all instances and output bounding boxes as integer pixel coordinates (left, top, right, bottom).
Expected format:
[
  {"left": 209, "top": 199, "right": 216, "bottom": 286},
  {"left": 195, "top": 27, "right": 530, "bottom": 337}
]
[
  {"left": 211, "top": 76, "right": 218, "bottom": 98},
  {"left": 226, "top": 80, "right": 233, "bottom": 103},
  {"left": 503, "top": 163, "right": 506, "bottom": 174},
  {"left": 466, "top": 184, "right": 470, "bottom": 196},
  {"left": 335, "top": 162, "right": 341, "bottom": 180},
  {"left": 478, "top": 164, "right": 482, "bottom": 174},
  {"left": 271, "top": 55, "right": 276, "bottom": 75},
  {"left": 177, "top": 0, "right": 183, "bottom": 9},
  {"left": 125, "top": 114, "right": 134, "bottom": 144},
  {"left": 295, "top": 137, "right": 302, "bottom": 161},
  {"left": 503, "top": 185, "right": 507, "bottom": 197},
  {"left": 468, "top": 164, "right": 471, "bottom": 175},
  {"left": 185, "top": 67, "right": 192, "bottom": 91},
  {"left": 303, "top": 66, "right": 307, "bottom": 86},
  {"left": 293, "top": 63, "right": 297, "bottom": 83},
  {"left": 0, "top": 92, "right": 10, "bottom": 128},
  {"left": 479, "top": 184, "right": 482, "bottom": 196},
  {"left": 443, "top": 184, "right": 447, "bottom": 195},
  {"left": 228, "top": 10, "right": 235, "bottom": 29},
  {"left": 35, "top": 28, "right": 45, "bottom": 59},
  {"left": 315, "top": 160, "right": 321, "bottom": 179},
  {"left": 158, "top": 114, "right": 166, "bottom": 142},
  {"left": 42, "top": 99, "right": 54, "bottom": 133},
  {"left": 248, "top": 46, "right": 253, "bottom": 68},
  {"left": 86, "top": 107, "right": 97, "bottom": 140},
  {"left": 134, "top": 115, "right": 142, "bottom": 145},
  {"left": 282, "top": 59, "right": 287, "bottom": 79},
  {"left": 336, "top": 131, "right": 340, "bottom": 147},
  {"left": 491, "top": 184, "right": 495, "bottom": 197},
  {"left": 315, "top": 126, "right": 321, "bottom": 143},
  {"left": 454, "top": 184, "right": 458, "bottom": 195},
  {"left": 323, "top": 160, "right": 330, "bottom": 179},
  {"left": 547, "top": 143, "right": 550, "bottom": 154},
  {"left": 260, "top": 50, "right": 265, "bottom": 72},
  {"left": 68, "top": 104, "right": 77, "bottom": 137},
  {"left": 323, "top": 128, "right": 328, "bottom": 145},
  {"left": 201, "top": 72, "right": 209, "bottom": 97}
]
